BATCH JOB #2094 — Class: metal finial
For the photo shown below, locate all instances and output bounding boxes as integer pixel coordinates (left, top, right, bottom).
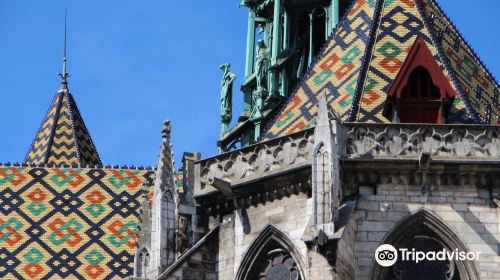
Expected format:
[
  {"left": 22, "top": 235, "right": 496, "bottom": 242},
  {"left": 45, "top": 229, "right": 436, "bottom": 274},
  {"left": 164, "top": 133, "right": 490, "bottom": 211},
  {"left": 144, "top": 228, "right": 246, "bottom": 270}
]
[{"left": 59, "top": 8, "right": 69, "bottom": 89}]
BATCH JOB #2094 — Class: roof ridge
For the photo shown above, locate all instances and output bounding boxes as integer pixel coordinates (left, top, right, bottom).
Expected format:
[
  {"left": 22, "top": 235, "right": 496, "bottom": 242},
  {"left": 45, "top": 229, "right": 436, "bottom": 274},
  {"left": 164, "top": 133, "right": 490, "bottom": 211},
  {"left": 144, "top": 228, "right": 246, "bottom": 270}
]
[
  {"left": 347, "top": 0, "right": 385, "bottom": 121},
  {"left": 430, "top": 0, "right": 499, "bottom": 89},
  {"left": 261, "top": 0, "right": 368, "bottom": 139},
  {"left": 64, "top": 92, "right": 83, "bottom": 163},
  {"left": 415, "top": 0, "right": 481, "bottom": 123},
  {"left": 420, "top": 0, "right": 498, "bottom": 123},
  {"left": 0, "top": 162, "right": 155, "bottom": 170},
  {"left": 66, "top": 91, "right": 102, "bottom": 163},
  {"left": 44, "top": 92, "right": 64, "bottom": 163},
  {"left": 23, "top": 93, "right": 60, "bottom": 163}
]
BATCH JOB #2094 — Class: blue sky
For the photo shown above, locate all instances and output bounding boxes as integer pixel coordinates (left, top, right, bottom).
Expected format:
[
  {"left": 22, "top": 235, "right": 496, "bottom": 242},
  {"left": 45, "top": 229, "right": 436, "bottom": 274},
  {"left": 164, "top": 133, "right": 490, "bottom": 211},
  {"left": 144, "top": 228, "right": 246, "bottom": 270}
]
[{"left": 0, "top": 0, "right": 498, "bottom": 168}]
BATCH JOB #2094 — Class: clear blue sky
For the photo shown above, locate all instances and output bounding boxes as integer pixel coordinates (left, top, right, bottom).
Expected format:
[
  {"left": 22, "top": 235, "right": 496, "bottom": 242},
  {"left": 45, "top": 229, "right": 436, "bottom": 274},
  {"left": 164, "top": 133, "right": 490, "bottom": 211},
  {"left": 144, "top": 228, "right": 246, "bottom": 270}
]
[{"left": 1, "top": 0, "right": 498, "bottom": 168}]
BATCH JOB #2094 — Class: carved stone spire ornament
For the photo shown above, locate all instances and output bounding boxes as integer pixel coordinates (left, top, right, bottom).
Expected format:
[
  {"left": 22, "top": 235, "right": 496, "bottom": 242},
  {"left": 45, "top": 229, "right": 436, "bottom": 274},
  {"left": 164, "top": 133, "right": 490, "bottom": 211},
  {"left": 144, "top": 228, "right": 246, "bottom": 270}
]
[
  {"left": 309, "top": 93, "right": 341, "bottom": 239},
  {"left": 150, "top": 120, "right": 178, "bottom": 277}
]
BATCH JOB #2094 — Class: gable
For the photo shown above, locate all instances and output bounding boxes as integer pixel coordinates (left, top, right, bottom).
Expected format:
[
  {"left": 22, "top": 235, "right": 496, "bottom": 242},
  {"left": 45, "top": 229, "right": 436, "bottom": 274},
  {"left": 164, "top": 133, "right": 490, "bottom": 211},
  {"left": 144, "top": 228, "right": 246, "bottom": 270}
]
[
  {"left": 0, "top": 165, "right": 155, "bottom": 279},
  {"left": 355, "top": 0, "right": 471, "bottom": 123},
  {"left": 386, "top": 36, "right": 457, "bottom": 99}
]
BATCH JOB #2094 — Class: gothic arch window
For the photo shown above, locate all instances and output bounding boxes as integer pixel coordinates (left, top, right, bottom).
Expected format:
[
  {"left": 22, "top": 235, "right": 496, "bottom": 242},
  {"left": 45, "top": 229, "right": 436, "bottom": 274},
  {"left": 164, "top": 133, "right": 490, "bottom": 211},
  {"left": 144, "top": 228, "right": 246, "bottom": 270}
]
[
  {"left": 371, "top": 209, "right": 480, "bottom": 280},
  {"left": 235, "top": 225, "right": 305, "bottom": 280},
  {"left": 164, "top": 189, "right": 174, "bottom": 201},
  {"left": 383, "top": 36, "right": 457, "bottom": 124},
  {"left": 135, "top": 247, "right": 151, "bottom": 278}
]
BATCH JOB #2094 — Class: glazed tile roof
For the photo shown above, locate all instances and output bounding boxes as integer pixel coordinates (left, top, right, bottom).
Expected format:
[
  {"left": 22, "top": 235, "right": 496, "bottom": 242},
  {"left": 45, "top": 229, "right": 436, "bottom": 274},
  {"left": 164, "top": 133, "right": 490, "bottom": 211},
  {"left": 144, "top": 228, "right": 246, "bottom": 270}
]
[
  {"left": 264, "top": 0, "right": 499, "bottom": 140},
  {"left": 24, "top": 86, "right": 101, "bottom": 166},
  {"left": 175, "top": 170, "right": 184, "bottom": 194},
  {"left": 0, "top": 164, "right": 155, "bottom": 279},
  {"left": 421, "top": 0, "right": 499, "bottom": 124}
]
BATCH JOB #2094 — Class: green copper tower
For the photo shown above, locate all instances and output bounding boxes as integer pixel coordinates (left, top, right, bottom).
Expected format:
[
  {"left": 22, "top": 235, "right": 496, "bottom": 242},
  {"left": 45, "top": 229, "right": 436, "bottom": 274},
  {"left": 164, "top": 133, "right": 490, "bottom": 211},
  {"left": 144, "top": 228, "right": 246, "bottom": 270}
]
[{"left": 219, "top": 0, "right": 342, "bottom": 152}]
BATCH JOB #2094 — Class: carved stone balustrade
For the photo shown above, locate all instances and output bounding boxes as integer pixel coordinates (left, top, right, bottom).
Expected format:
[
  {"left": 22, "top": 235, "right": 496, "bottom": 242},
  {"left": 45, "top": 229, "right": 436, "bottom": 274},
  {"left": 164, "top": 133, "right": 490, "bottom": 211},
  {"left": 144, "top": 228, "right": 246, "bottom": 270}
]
[
  {"left": 344, "top": 123, "right": 500, "bottom": 162},
  {"left": 194, "top": 123, "right": 500, "bottom": 199},
  {"left": 194, "top": 128, "right": 314, "bottom": 197}
]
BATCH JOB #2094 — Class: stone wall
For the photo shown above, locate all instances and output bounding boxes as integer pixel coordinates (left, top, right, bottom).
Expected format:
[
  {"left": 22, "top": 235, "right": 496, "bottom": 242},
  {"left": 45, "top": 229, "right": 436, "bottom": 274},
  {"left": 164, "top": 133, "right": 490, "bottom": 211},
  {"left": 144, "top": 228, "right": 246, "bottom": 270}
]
[
  {"left": 212, "top": 191, "right": 335, "bottom": 279},
  {"left": 353, "top": 184, "right": 500, "bottom": 280},
  {"left": 164, "top": 241, "right": 217, "bottom": 280},
  {"left": 336, "top": 213, "right": 356, "bottom": 279}
]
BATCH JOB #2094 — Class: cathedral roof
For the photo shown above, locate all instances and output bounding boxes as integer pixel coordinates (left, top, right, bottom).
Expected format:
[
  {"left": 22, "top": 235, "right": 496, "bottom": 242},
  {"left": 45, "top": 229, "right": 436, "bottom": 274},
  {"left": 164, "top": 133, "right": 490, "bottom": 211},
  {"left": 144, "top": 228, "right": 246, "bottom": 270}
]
[
  {"left": 263, "top": 0, "right": 499, "bottom": 140},
  {"left": 24, "top": 84, "right": 102, "bottom": 166},
  {"left": 0, "top": 163, "right": 155, "bottom": 279}
]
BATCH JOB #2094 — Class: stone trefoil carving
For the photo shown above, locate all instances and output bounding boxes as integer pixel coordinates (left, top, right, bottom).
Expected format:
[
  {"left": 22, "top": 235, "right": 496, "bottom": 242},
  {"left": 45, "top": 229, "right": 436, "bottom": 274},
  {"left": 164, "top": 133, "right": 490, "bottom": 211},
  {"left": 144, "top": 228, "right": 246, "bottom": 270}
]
[
  {"left": 195, "top": 123, "right": 499, "bottom": 200},
  {"left": 345, "top": 124, "right": 500, "bottom": 160},
  {"left": 195, "top": 128, "right": 314, "bottom": 197}
]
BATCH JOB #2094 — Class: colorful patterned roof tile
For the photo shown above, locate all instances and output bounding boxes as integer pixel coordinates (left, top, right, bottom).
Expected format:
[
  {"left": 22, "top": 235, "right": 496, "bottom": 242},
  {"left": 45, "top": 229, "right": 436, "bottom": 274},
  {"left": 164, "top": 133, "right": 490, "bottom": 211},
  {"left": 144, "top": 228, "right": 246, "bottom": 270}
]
[
  {"left": 0, "top": 165, "right": 155, "bottom": 279},
  {"left": 420, "top": 0, "right": 499, "bottom": 124},
  {"left": 264, "top": 0, "right": 378, "bottom": 139},
  {"left": 355, "top": 0, "right": 471, "bottom": 123},
  {"left": 263, "top": 0, "right": 499, "bottom": 140},
  {"left": 24, "top": 86, "right": 102, "bottom": 166},
  {"left": 175, "top": 170, "right": 184, "bottom": 194}
]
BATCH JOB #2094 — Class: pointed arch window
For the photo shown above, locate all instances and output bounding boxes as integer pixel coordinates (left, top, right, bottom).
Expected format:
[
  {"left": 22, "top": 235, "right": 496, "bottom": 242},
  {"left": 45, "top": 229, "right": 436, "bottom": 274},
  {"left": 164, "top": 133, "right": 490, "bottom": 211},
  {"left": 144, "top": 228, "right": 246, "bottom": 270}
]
[
  {"left": 236, "top": 225, "right": 305, "bottom": 280},
  {"left": 371, "top": 210, "right": 480, "bottom": 280},
  {"left": 383, "top": 37, "right": 457, "bottom": 124},
  {"left": 136, "top": 247, "right": 151, "bottom": 278}
]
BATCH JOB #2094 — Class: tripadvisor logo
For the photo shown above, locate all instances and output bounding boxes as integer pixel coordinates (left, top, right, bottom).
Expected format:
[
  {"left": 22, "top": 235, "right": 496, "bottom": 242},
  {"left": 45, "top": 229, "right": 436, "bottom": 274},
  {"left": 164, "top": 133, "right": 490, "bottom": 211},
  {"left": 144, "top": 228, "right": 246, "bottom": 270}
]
[
  {"left": 375, "top": 244, "right": 480, "bottom": 267},
  {"left": 375, "top": 244, "right": 398, "bottom": 267}
]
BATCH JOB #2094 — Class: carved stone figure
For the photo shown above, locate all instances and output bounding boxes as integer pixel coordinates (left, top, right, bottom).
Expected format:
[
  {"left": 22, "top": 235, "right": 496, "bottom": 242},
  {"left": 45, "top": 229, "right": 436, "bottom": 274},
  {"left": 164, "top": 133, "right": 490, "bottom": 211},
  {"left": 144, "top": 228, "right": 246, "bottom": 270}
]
[
  {"left": 219, "top": 63, "right": 237, "bottom": 137},
  {"left": 256, "top": 39, "right": 270, "bottom": 92}
]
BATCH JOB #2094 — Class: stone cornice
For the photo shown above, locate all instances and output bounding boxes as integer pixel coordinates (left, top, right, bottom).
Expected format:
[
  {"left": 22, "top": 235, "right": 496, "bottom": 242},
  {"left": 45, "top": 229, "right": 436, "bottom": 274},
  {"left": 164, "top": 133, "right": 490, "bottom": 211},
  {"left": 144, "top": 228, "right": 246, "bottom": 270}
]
[
  {"left": 194, "top": 123, "right": 500, "bottom": 200},
  {"left": 195, "top": 128, "right": 314, "bottom": 197},
  {"left": 344, "top": 123, "right": 500, "bottom": 162}
]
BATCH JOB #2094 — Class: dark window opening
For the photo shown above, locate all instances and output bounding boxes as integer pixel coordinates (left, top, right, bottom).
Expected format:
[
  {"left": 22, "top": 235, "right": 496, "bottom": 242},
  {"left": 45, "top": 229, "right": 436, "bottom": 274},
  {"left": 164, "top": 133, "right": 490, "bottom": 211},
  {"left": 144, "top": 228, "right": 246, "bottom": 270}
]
[
  {"left": 339, "top": 0, "right": 352, "bottom": 19},
  {"left": 312, "top": 8, "right": 326, "bottom": 57},
  {"left": 397, "top": 66, "right": 444, "bottom": 124},
  {"left": 293, "top": 12, "right": 310, "bottom": 79},
  {"left": 388, "top": 234, "right": 460, "bottom": 280},
  {"left": 372, "top": 210, "right": 478, "bottom": 280},
  {"left": 400, "top": 66, "right": 441, "bottom": 100}
]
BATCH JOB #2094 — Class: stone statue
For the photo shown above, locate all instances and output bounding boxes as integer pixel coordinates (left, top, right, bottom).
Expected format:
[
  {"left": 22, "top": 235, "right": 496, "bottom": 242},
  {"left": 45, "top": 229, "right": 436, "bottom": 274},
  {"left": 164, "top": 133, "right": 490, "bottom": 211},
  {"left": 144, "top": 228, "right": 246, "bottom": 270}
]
[
  {"left": 256, "top": 39, "right": 270, "bottom": 93},
  {"left": 219, "top": 63, "right": 236, "bottom": 137}
]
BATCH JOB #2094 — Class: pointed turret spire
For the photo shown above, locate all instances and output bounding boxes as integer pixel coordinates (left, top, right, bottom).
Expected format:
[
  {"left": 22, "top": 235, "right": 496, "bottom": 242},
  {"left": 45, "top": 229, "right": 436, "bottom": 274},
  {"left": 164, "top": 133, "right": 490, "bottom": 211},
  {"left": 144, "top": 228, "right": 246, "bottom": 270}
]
[{"left": 24, "top": 9, "right": 101, "bottom": 166}]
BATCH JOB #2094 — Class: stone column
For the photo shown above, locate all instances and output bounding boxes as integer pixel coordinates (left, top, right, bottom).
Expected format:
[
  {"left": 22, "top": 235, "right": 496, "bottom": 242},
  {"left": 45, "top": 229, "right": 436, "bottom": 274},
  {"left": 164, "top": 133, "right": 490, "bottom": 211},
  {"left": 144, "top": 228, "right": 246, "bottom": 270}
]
[
  {"left": 269, "top": 0, "right": 282, "bottom": 98},
  {"left": 331, "top": 0, "right": 339, "bottom": 31},
  {"left": 243, "top": 8, "right": 256, "bottom": 117},
  {"left": 245, "top": 8, "right": 256, "bottom": 78},
  {"left": 308, "top": 12, "right": 314, "bottom": 65},
  {"left": 280, "top": 8, "right": 290, "bottom": 98}
]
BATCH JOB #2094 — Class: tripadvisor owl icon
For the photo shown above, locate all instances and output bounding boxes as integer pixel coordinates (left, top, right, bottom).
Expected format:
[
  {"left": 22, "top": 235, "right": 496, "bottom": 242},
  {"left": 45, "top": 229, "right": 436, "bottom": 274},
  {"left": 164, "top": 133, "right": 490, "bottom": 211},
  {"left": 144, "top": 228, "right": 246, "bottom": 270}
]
[{"left": 375, "top": 244, "right": 398, "bottom": 267}]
